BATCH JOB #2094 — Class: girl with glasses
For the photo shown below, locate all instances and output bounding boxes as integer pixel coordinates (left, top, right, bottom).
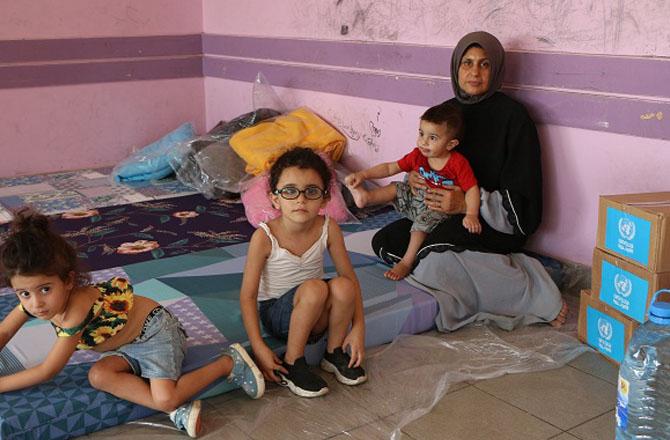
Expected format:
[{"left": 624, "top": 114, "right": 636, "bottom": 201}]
[{"left": 239, "top": 147, "right": 367, "bottom": 399}]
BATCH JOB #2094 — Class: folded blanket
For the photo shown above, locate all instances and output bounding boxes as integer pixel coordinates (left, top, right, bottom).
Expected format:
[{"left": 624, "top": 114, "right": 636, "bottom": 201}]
[
  {"left": 229, "top": 107, "right": 346, "bottom": 175},
  {"left": 113, "top": 122, "right": 195, "bottom": 183}
]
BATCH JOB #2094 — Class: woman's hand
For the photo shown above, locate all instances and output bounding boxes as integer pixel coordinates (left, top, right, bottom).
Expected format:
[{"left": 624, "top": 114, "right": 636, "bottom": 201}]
[
  {"left": 254, "top": 344, "right": 286, "bottom": 383},
  {"left": 342, "top": 325, "right": 365, "bottom": 368},
  {"left": 407, "top": 171, "right": 427, "bottom": 195},
  {"left": 424, "top": 186, "right": 467, "bottom": 214}
]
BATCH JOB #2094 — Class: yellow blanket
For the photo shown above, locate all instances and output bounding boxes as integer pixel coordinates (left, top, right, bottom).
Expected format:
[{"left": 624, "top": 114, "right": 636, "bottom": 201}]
[{"left": 229, "top": 107, "right": 346, "bottom": 175}]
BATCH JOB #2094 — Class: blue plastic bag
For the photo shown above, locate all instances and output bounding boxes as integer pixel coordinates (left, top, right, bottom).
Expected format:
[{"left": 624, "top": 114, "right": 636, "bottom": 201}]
[{"left": 113, "top": 122, "right": 195, "bottom": 183}]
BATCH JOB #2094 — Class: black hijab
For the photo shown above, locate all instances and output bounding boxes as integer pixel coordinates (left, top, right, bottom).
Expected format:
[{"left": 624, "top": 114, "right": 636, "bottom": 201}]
[{"left": 450, "top": 31, "right": 505, "bottom": 104}]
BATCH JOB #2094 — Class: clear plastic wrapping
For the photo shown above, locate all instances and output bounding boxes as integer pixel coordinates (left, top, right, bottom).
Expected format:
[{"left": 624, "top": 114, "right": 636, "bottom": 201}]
[
  {"left": 167, "top": 73, "right": 289, "bottom": 198},
  {"left": 168, "top": 109, "right": 281, "bottom": 198},
  {"left": 128, "top": 324, "right": 589, "bottom": 439}
]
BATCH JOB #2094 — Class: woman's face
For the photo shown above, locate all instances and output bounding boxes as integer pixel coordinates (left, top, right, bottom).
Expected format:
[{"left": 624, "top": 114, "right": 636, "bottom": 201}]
[{"left": 457, "top": 46, "right": 491, "bottom": 97}]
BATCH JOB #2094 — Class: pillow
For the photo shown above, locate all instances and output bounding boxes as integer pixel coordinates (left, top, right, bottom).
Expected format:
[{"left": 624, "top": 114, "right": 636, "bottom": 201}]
[
  {"left": 229, "top": 107, "right": 346, "bottom": 176},
  {"left": 241, "top": 168, "right": 358, "bottom": 227},
  {"left": 113, "top": 122, "right": 195, "bottom": 183}
]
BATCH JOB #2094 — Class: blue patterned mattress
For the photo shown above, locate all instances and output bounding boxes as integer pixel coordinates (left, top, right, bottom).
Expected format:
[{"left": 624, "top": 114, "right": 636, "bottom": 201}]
[{"left": 0, "top": 220, "right": 438, "bottom": 439}]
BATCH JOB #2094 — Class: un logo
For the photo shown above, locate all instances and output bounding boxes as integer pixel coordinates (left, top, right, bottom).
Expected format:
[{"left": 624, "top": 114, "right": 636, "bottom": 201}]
[
  {"left": 618, "top": 218, "right": 636, "bottom": 241},
  {"left": 598, "top": 318, "right": 613, "bottom": 341},
  {"left": 614, "top": 274, "right": 632, "bottom": 298}
]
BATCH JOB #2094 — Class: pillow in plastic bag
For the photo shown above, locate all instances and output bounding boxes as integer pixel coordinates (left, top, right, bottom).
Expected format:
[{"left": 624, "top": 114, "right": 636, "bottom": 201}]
[
  {"left": 113, "top": 122, "right": 195, "bottom": 183},
  {"left": 169, "top": 109, "right": 281, "bottom": 197}
]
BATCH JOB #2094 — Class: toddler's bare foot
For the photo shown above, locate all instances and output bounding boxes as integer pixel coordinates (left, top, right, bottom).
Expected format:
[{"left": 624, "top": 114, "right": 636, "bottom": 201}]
[
  {"left": 384, "top": 261, "right": 412, "bottom": 280},
  {"left": 347, "top": 185, "right": 370, "bottom": 209},
  {"left": 550, "top": 298, "right": 569, "bottom": 328}
]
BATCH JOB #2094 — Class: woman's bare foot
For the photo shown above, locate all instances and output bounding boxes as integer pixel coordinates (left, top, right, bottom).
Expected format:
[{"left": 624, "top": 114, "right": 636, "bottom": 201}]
[
  {"left": 550, "top": 298, "right": 569, "bottom": 328},
  {"left": 384, "top": 261, "right": 412, "bottom": 280},
  {"left": 347, "top": 185, "right": 369, "bottom": 209}
]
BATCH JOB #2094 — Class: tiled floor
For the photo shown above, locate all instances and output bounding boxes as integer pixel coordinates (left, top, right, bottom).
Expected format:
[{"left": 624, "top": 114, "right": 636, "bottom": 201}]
[
  {"left": 80, "top": 296, "right": 617, "bottom": 440},
  {"left": 80, "top": 342, "right": 616, "bottom": 440}
]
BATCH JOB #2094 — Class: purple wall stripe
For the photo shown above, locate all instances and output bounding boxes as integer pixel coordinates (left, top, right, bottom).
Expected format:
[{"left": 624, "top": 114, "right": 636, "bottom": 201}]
[
  {"left": 507, "top": 89, "right": 669, "bottom": 141},
  {"left": 0, "top": 57, "right": 202, "bottom": 89},
  {"left": 203, "top": 34, "right": 670, "bottom": 99},
  {"left": 204, "top": 56, "right": 670, "bottom": 141},
  {"left": 202, "top": 34, "right": 448, "bottom": 77},
  {"left": 1, "top": 34, "right": 667, "bottom": 140},
  {"left": 204, "top": 57, "right": 447, "bottom": 107},
  {"left": 505, "top": 51, "right": 670, "bottom": 99},
  {"left": 0, "top": 35, "right": 202, "bottom": 64}
]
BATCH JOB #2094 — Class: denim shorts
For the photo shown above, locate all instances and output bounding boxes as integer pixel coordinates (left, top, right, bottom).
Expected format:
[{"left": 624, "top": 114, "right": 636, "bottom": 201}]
[
  {"left": 102, "top": 307, "right": 187, "bottom": 380},
  {"left": 259, "top": 283, "right": 326, "bottom": 343}
]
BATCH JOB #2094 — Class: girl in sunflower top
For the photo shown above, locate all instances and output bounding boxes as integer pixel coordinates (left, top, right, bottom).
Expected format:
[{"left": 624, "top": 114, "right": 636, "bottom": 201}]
[{"left": 0, "top": 208, "right": 264, "bottom": 438}]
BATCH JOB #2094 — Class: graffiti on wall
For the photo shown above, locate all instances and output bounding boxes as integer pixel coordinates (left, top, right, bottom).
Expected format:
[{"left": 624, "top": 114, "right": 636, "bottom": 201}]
[
  {"left": 331, "top": 109, "right": 383, "bottom": 153},
  {"left": 290, "top": 0, "right": 669, "bottom": 56}
]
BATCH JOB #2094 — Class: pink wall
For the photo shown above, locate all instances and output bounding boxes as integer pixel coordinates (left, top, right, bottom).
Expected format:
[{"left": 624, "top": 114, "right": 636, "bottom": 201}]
[
  {"left": 0, "top": 1, "right": 205, "bottom": 178},
  {"left": 533, "top": 126, "right": 670, "bottom": 264},
  {"left": 1, "top": 0, "right": 202, "bottom": 39},
  {"left": 1, "top": 79, "right": 205, "bottom": 178}
]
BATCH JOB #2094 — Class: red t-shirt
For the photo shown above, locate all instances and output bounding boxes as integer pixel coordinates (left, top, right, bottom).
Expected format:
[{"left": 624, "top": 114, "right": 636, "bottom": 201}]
[{"left": 397, "top": 148, "right": 477, "bottom": 191}]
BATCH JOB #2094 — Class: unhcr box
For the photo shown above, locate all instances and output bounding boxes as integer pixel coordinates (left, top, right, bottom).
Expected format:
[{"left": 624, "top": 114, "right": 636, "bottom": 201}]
[
  {"left": 578, "top": 290, "right": 638, "bottom": 364},
  {"left": 592, "top": 248, "right": 670, "bottom": 323},
  {"left": 596, "top": 192, "right": 670, "bottom": 272}
]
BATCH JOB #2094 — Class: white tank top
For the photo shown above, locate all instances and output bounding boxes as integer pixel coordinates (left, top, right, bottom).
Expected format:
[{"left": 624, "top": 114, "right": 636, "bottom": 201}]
[{"left": 257, "top": 217, "right": 330, "bottom": 301}]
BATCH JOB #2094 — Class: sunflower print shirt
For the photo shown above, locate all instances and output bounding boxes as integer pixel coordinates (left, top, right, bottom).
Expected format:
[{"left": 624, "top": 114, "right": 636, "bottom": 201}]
[{"left": 55, "top": 277, "right": 134, "bottom": 350}]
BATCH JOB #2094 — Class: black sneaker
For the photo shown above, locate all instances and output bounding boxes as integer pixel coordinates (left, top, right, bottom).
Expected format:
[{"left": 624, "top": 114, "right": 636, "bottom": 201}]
[
  {"left": 320, "top": 348, "right": 367, "bottom": 386},
  {"left": 277, "top": 357, "right": 329, "bottom": 398}
]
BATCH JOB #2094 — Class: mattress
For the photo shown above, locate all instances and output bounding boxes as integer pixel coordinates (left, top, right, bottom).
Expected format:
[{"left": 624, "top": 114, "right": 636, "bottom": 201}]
[{"left": 0, "top": 218, "right": 438, "bottom": 439}]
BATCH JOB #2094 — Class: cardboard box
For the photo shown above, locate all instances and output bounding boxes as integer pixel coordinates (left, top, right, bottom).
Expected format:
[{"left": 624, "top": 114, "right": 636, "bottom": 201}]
[
  {"left": 592, "top": 247, "right": 670, "bottom": 323},
  {"left": 596, "top": 192, "right": 670, "bottom": 272},
  {"left": 578, "top": 289, "right": 639, "bottom": 364}
]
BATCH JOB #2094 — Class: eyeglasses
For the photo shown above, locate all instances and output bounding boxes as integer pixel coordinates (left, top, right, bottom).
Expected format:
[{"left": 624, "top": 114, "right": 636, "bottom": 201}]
[{"left": 273, "top": 186, "right": 328, "bottom": 200}]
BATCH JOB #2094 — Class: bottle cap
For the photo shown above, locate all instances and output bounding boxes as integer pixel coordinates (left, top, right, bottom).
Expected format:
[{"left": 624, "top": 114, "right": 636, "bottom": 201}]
[{"left": 649, "top": 289, "right": 670, "bottom": 325}]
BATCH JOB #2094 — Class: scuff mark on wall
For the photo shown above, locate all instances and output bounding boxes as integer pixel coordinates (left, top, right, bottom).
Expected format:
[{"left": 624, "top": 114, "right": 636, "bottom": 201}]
[
  {"left": 286, "top": 0, "right": 669, "bottom": 55},
  {"left": 640, "top": 111, "right": 663, "bottom": 121},
  {"left": 484, "top": 7, "right": 502, "bottom": 22},
  {"left": 536, "top": 36, "right": 555, "bottom": 46},
  {"left": 294, "top": 1, "right": 451, "bottom": 42}
]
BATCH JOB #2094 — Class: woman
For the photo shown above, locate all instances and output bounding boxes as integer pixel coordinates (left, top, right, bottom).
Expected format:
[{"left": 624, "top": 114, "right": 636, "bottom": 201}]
[{"left": 372, "top": 31, "right": 568, "bottom": 330}]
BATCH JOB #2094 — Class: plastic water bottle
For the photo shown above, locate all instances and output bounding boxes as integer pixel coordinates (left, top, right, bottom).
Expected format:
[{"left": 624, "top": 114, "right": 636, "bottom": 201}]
[{"left": 616, "top": 289, "right": 670, "bottom": 439}]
